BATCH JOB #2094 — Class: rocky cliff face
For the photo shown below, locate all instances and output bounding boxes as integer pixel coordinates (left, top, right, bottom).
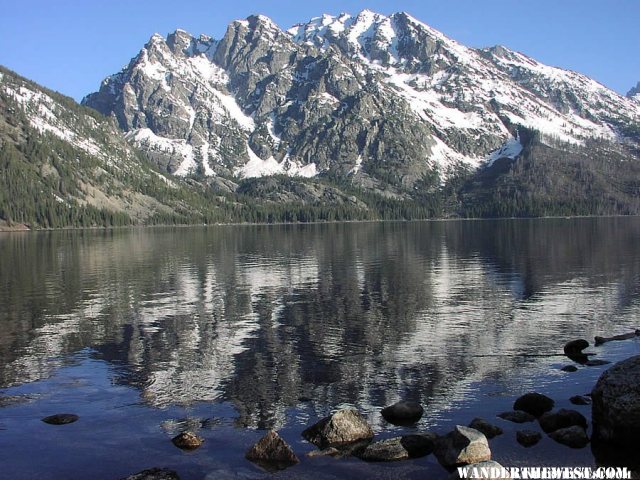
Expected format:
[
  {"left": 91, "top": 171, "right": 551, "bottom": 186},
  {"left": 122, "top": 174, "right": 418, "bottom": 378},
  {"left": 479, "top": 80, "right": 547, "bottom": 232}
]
[
  {"left": 628, "top": 82, "right": 640, "bottom": 104},
  {"left": 83, "top": 10, "right": 640, "bottom": 192}
]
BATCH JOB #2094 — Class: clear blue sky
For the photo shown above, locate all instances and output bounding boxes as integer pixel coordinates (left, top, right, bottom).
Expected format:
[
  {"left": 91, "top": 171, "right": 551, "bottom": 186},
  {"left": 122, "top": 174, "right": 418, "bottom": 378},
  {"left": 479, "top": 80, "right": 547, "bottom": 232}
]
[{"left": 1, "top": 0, "right": 638, "bottom": 101}]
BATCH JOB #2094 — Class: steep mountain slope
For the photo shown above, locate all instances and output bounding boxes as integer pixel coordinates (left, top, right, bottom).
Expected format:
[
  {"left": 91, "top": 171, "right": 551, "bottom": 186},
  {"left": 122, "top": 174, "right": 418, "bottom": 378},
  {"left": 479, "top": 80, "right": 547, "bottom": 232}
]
[
  {"left": 0, "top": 66, "right": 237, "bottom": 228},
  {"left": 84, "top": 10, "right": 640, "bottom": 196}
]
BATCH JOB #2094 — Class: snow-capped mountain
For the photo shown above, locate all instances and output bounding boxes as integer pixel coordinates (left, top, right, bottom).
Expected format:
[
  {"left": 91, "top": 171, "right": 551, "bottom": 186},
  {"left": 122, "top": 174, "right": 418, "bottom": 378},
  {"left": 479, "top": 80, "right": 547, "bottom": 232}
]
[{"left": 83, "top": 10, "right": 640, "bottom": 190}]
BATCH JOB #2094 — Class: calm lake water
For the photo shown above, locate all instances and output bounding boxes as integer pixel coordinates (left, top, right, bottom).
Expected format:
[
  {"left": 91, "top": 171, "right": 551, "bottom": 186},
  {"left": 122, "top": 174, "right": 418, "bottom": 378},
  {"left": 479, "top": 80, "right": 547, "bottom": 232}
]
[{"left": 1, "top": 218, "right": 640, "bottom": 479}]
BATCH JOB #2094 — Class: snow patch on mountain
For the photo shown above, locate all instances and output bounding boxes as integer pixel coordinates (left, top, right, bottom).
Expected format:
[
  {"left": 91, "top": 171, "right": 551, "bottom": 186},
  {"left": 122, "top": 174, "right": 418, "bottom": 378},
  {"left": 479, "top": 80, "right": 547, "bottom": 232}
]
[
  {"left": 4, "top": 84, "right": 107, "bottom": 160},
  {"left": 236, "top": 145, "right": 317, "bottom": 179},
  {"left": 486, "top": 135, "right": 523, "bottom": 167},
  {"left": 126, "top": 128, "right": 197, "bottom": 176}
]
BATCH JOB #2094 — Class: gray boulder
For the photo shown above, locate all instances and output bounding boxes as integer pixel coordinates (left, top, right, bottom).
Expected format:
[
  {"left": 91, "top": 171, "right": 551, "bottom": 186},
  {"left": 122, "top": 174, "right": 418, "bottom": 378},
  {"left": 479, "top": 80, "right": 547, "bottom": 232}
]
[
  {"left": 548, "top": 426, "right": 589, "bottom": 448},
  {"left": 538, "top": 409, "right": 587, "bottom": 433},
  {"left": 592, "top": 355, "right": 640, "bottom": 444},
  {"left": 302, "top": 408, "right": 374, "bottom": 448},
  {"left": 434, "top": 426, "right": 491, "bottom": 467},
  {"left": 245, "top": 430, "right": 299, "bottom": 471},
  {"left": 380, "top": 400, "right": 424, "bottom": 425},
  {"left": 513, "top": 392, "right": 554, "bottom": 417}
]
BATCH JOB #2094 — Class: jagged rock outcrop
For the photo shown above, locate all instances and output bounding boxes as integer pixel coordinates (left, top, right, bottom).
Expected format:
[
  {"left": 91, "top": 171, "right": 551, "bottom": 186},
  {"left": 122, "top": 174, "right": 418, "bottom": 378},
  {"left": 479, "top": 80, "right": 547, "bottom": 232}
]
[
  {"left": 628, "top": 82, "right": 640, "bottom": 104},
  {"left": 83, "top": 10, "right": 640, "bottom": 192}
]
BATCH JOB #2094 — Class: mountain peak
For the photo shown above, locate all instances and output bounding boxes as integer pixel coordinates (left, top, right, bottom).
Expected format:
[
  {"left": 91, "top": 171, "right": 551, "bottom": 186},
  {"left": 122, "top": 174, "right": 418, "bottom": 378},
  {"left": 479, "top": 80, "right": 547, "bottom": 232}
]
[{"left": 628, "top": 81, "right": 640, "bottom": 103}]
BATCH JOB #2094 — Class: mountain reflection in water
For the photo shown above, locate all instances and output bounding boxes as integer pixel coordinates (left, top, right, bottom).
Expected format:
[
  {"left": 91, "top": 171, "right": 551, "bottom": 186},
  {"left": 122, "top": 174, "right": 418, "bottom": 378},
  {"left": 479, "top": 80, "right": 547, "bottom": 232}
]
[{"left": 1, "top": 218, "right": 639, "bottom": 432}]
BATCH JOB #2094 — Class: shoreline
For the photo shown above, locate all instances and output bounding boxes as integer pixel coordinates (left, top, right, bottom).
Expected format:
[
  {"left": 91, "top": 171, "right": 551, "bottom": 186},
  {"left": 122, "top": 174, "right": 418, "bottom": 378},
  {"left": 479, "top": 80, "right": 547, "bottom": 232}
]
[{"left": 1, "top": 213, "right": 638, "bottom": 233}]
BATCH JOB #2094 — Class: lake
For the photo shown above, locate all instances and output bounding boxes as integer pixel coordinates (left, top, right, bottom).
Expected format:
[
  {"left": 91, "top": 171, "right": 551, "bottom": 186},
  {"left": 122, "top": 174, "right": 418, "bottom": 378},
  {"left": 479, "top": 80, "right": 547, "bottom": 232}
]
[{"left": 1, "top": 218, "right": 639, "bottom": 479}]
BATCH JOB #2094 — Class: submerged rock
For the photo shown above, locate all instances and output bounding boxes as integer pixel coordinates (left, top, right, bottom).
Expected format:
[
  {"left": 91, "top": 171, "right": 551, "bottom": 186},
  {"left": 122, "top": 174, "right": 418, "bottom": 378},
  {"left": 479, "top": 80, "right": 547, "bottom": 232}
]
[
  {"left": 516, "top": 430, "right": 542, "bottom": 447},
  {"left": 513, "top": 392, "right": 554, "bottom": 417},
  {"left": 380, "top": 400, "right": 424, "bottom": 425},
  {"left": 569, "top": 395, "right": 591, "bottom": 406},
  {"left": 594, "top": 331, "right": 639, "bottom": 346},
  {"left": 41, "top": 414, "right": 79, "bottom": 425},
  {"left": 122, "top": 468, "right": 180, "bottom": 480},
  {"left": 359, "top": 433, "right": 437, "bottom": 462},
  {"left": 592, "top": 355, "right": 640, "bottom": 444},
  {"left": 306, "top": 447, "right": 340, "bottom": 458},
  {"left": 539, "top": 409, "right": 587, "bottom": 433},
  {"left": 468, "top": 418, "right": 503, "bottom": 439},
  {"left": 548, "top": 426, "right": 589, "bottom": 448},
  {"left": 561, "top": 365, "right": 578, "bottom": 372},
  {"left": 359, "top": 437, "right": 413, "bottom": 462},
  {"left": 245, "top": 430, "right": 299, "bottom": 471},
  {"left": 302, "top": 408, "right": 374, "bottom": 448},
  {"left": 585, "top": 359, "right": 610, "bottom": 367},
  {"left": 497, "top": 411, "right": 535, "bottom": 424},
  {"left": 171, "top": 432, "right": 204, "bottom": 450},
  {"left": 434, "top": 426, "right": 491, "bottom": 467}
]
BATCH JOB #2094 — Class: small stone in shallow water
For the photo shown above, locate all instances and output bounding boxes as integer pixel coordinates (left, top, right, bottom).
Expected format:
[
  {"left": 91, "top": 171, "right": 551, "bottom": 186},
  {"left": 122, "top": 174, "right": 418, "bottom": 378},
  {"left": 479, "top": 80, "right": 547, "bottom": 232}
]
[
  {"left": 585, "top": 359, "right": 611, "bottom": 367},
  {"left": 570, "top": 395, "right": 591, "bottom": 406},
  {"left": 306, "top": 447, "right": 340, "bottom": 458},
  {"left": 171, "top": 432, "right": 204, "bottom": 450},
  {"left": 381, "top": 400, "right": 424, "bottom": 425},
  {"left": 548, "top": 426, "right": 589, "bottom": 448},
  {"left": 539, "top": 409, "right": 588, "bottom": 434},
  {"left": 41, "top": 414, "right": 79, "bottom": 425},
  {"left": 513, "top": 392, "right": 554, "bottom": 417},
  {"left": 246, "top": 430, "right": 299, "bottom": 471},
  {"left": 122, "top": 468, "right": 180, "bottom": 480},
  {"left": 516, "top": 430, "right": 542, "bottom": 447},
  {"left": 497, "top": 410, "right": 535, "bottom": 424},
  {"left": 564, "top": 339, "right": 589, "bottom": 356},
  {"left": 561, "top": 365, "right": 578, "bottom": 372},
  {"left": 469, "top": 418, "right": 503, "bottom": 439}
]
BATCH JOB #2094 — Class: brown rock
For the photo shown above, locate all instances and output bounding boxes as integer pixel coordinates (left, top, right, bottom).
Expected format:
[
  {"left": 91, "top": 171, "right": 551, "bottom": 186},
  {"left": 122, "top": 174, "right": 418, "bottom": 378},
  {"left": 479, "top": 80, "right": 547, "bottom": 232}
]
[
  {"left": 246, "top": 430, "right": 299, "bottom": 471},
  {"left": 171, "top": 432, "right": 204, "bottom": 450}
]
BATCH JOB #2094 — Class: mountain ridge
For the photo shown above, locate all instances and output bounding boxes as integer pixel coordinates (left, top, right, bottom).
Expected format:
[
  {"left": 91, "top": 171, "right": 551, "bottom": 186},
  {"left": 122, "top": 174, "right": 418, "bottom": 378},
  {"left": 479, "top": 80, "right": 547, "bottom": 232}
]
[
  {"left": 2, "top": 10, "right": 640, "bottom": 229},
  {"left": 82, "top": 10, "right": 640, "bottom": 194}
]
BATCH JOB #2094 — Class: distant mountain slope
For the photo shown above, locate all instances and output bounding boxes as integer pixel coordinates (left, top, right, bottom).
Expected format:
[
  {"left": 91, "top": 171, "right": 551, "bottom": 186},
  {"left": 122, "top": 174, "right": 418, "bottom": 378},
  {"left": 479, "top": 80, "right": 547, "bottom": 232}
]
[
  {"left": 0, "top": 66, "right": 383, "bottom": 229},
  {"left": 83, "top": 10, "right": 640, "bottom": 196},
  {"left": 0, "top": 66, "right": 237, "bottom": 228}
]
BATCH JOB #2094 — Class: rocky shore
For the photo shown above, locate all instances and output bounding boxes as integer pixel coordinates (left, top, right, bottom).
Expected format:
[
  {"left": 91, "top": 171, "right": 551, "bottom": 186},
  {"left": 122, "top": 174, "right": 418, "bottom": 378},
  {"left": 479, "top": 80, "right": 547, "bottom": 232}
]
[{"left": 35, "top": 330, "right": 640, "bottom": 480}]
